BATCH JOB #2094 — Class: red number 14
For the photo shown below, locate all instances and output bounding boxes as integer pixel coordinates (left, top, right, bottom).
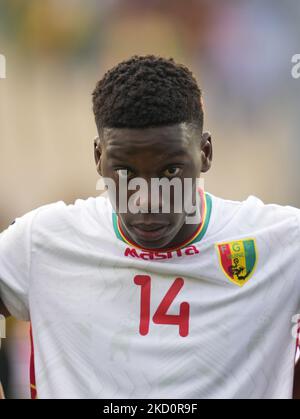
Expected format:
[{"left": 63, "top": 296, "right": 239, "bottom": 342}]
[{"left": 134, "top": 275, "right": 190, "bottom": 337}]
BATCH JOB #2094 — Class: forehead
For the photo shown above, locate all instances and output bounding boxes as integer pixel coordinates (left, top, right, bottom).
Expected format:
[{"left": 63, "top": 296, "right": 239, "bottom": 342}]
[{"left": 102, "top": 123, "right": 196, "bottom": 158}]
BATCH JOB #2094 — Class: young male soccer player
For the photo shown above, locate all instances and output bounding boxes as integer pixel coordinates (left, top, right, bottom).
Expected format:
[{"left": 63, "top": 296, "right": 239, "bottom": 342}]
[{"left": 0, "top": 55, "right": 299, "bottom": 399}]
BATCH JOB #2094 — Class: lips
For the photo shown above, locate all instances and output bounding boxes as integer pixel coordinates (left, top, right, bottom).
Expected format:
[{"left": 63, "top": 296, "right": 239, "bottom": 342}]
[
  {"left": 131, "top": 223, "right": 168, "bottom": 231},
  {"left": 130, "top": 223, "right": 170, "bottom": 241}
]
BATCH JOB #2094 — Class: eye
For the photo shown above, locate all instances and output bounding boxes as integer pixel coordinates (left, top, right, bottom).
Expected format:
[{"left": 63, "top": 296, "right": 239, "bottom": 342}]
[
  {"left": 115, "top": 169, "right": 134, "bottom": 179},
  {"left": 162, "top": 166, "right": 182, "bottom": 178}
]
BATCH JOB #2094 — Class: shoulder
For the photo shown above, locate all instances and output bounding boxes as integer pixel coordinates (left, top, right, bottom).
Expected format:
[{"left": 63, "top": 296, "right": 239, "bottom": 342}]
[
  {"left": 239, "top": 195, "right": 300, "bottom": 229},
  {"left": 208, "top": 192, "right": 300, "bottom": 235},
  {"left": 1, "top": 195, "right": 112, "bottom": 244},
  {"left": 31, "top": 194, "right": 112, "bottom": 235}
]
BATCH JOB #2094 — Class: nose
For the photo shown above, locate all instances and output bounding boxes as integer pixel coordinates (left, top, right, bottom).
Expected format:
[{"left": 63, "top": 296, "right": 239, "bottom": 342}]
[{"left": 130, "top": 179, "right": 162, "bottom": 213}]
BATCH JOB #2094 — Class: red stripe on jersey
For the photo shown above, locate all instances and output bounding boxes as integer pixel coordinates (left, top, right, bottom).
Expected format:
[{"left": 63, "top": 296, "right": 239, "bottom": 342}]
[{"left": 29, "top": 325, "right": 37, "bottom": 399}]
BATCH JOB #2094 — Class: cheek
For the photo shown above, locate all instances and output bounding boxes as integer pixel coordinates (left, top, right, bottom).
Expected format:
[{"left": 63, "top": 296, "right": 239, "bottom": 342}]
[
  {"left": 103, "top": 173, "right": 119, "bottom": 212},
  {"left": 100, "top": 157, "right": 111, "bottom": 177},
  {"left": 167, "top": 214, "right": 186, "bottom": 236},
  {"left": 185, "top": 161, "right": 200, "bottom": 177},
  {"left": 109, "top": 181, "right": 132, "bottom": 214}
]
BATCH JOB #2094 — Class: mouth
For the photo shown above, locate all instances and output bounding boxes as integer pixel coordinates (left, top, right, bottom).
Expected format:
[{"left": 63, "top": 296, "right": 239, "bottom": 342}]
[{"left": 130, "top": 223, "right": 170, "bottom": 241}]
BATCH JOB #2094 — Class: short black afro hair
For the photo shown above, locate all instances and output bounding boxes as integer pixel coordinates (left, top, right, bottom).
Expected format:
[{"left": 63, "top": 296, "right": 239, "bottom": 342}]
[{"left": 92, "top": 55, "right": 204, "bottom": 133}]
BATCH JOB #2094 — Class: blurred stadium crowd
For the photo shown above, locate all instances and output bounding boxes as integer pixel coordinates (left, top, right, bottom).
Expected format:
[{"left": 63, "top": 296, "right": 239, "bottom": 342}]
[{"left": 0, "top": 0, "right": 300, "bottom": 398}]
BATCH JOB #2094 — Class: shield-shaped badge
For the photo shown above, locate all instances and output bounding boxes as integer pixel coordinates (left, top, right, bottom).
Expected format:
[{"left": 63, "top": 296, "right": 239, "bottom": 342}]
[{"left": 216, "top": 238, "right": 257, "bottom": 287}]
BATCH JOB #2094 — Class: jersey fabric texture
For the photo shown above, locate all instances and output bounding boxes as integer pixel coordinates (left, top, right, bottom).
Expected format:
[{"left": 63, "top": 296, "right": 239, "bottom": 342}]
[{"left": 0, "top": 192, "right": 300, "bottom": 399}]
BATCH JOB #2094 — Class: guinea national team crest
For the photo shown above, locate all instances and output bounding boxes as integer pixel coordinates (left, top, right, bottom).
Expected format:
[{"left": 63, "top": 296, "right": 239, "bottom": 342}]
[{"left": 215, "top": 239, "right": 257, "bottom": 287}]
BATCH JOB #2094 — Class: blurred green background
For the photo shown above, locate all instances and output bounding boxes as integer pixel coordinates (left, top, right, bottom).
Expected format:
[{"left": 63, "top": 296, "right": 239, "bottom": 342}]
[{"left": 0, "top": 0, "right": 300, "bottom": 398}]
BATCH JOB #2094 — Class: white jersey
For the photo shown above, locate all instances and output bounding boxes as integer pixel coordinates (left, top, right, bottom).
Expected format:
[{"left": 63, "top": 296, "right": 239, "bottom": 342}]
[{"left": 0, "top": 191, "right": 300, "bottom": 399}]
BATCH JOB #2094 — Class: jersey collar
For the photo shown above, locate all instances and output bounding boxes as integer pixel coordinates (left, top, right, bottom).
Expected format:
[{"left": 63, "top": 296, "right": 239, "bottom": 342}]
[{"left": 112, "top": 189, "right": 212, "bottom": 252}]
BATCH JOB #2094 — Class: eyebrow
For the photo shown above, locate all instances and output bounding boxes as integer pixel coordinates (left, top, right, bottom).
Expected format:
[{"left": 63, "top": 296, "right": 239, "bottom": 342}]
[{"left": 105, "top": 149, "right": 128, "bottom": 160}]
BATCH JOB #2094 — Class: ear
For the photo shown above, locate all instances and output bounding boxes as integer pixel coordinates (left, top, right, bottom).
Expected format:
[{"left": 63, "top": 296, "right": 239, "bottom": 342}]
[
  {"left": 94, "top": 136, "right": 102, "bottom": 176},
  {"left": 200, "top": 131, "right": 212, "bottom": 173}
]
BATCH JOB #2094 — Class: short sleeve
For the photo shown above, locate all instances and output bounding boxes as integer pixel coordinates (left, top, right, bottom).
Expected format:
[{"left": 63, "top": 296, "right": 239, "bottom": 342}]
[
  {"left": 0, "top": 209, "right": 39, "bottom": 320},
  {"left": 283, "top": 205, "right": 300, "bottom": 310}
]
